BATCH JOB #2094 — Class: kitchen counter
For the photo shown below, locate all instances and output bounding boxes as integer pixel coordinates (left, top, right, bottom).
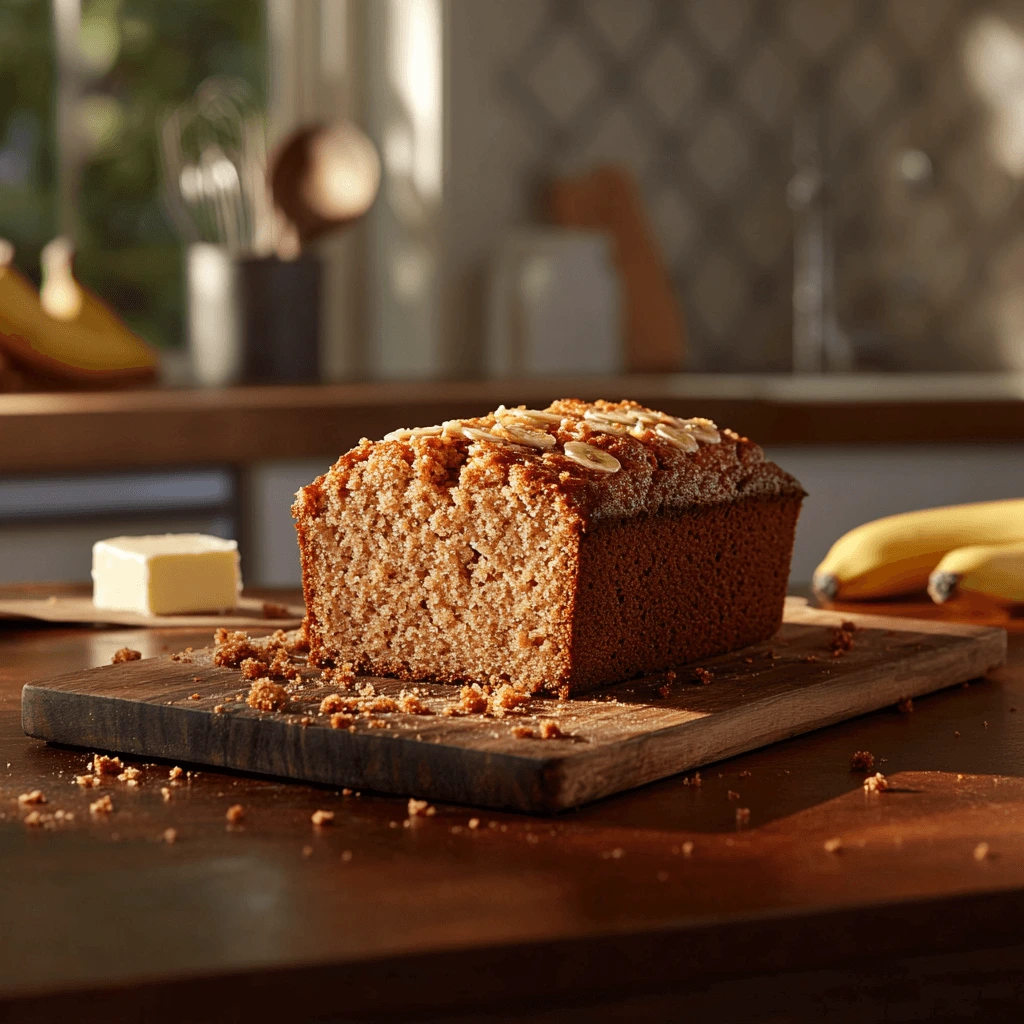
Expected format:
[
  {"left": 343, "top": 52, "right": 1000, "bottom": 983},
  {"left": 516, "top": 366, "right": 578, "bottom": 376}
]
[
  {"left": 4, "top": 372, "right": 1024, "bottom": 474},
  {"left": 2, "top": 588, "right": 1024, "bottom": 1021}
]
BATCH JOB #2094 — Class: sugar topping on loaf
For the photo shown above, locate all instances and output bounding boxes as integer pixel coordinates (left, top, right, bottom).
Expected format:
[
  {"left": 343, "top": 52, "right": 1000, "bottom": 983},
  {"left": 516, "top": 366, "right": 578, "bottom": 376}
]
[{"left": 310, "top": 398, "right": 805, "bottom": 526}]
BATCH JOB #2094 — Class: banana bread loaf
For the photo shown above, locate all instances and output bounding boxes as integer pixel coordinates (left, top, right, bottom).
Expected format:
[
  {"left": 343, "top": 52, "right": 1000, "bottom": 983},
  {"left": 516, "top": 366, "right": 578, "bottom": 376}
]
[{"left": 293, "top": 399, "right": 804, "bottom": 697}]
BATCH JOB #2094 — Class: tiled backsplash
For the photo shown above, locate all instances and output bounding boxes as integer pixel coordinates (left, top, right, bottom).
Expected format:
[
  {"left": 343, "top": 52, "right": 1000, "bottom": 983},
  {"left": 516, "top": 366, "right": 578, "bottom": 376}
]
[{"left": 494, "top": 0, "right": 1024, "bottom": 372}]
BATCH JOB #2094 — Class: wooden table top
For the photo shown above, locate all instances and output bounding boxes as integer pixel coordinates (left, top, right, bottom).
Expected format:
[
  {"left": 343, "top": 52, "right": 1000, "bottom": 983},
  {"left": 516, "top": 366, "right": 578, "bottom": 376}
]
[
  {"left": 2, "top": 591, "right": 1024, "bottom": 1021},
  {"left": 5, "top": 373, "right": 1024, "bottom": 474}
]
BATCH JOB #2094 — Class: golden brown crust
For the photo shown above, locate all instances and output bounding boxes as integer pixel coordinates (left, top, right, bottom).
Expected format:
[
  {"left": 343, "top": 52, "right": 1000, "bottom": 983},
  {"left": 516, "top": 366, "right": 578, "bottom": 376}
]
[{"left": 292, "top": 399, "right": 804, "bottom": 694}]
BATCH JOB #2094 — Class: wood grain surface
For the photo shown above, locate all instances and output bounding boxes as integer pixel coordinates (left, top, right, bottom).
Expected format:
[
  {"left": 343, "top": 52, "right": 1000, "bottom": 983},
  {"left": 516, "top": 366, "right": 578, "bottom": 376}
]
[
  {"left": 4, "top": 376, "right": 1024, "bottom": 474},
  {"left": 20, "top": 600, "right": 1006, "bottom": 812},
  {"left": 3, "top": 589, "right": 1024, "bottom": 1021}
]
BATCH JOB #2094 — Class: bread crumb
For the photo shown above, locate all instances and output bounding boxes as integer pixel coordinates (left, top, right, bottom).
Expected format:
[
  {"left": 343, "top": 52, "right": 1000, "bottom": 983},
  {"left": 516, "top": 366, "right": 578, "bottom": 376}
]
[
  {"left": 163, "top": 828, "right": 177, "bottom": 844},
  {"left": 897, "top": 697, "right": 913, "bottom": 713},
  {"left": 655, "top": 683, "right": 671, "bottom": 699},
  {"left": 727, "top": 790, "right": 740, "bottom": 801},
  {"left": 213, "top": 629, "right": 258, "bottom": 667},
  {"left": 974, "top": 841, "right": 990, "bottom": 862},
  {"left": 398, "top": 691, "right": 432, "bottom": 715},
  {"left": 226, "top": 804, "right": 245, "bottom": 824},
  {"left": 489, "top": 684, "right": 530, "bottom": 718},
  {"left": 321, "top": 663, "right": 355, "bottom": 689},
  {"left": 681, "top": 841, "right": 694, "bottom": 857},
  {"left": 268, "top": 648, "right": 300, "bottom": 681},
  {"left": 17, "top": 790, "right": 45, "bottom": 806},
  {"left": 75, "top": 774, "right": 99, "bottom": 788},
  {"left": 863, "top": 772, "right": 889, "bottom": 793},
  {"left": 683, "top": 772, "right": 702, "bottom": 787},
  {"left": 247, "top": 678, "right": 288, "bottom": 712},
  {"left": 824, "top": 837, "right": 842, "bottom": 853},
  {"left": 111, "top": 647, "right": 141, "bottom": 664},
  {"left": 93, "top": 754, "right": 123, "bottom": 776},
  {"left": 89, "top": 795, "right": 114, "bottom": 815},
  {"left": 311, "top": 810, "right": 335, "bottom": 827},
  {"left": 693, "top": 667, "right": 714, "bottom": 685},
  {"left": 954, "top": 730, "right": 961, "bottom": 738},
  {"left": 511, "top": 725, "right": 534, "bottom": 739},
  {"left": 456, "top": 685, "right": 488, "bottom": 715},
  {"left": 829, "top": 626, "right": 855, "bottom": 656},
  {"left": 169, "top": 766, "right": 184, "bottom": 781},
  {"left": 262, "top": 601, "right": 290, "bottom": 619},
  {"left": 468, "top": 818, "right": 480, "bottom": 829},
  {"left": 22, "top": 810, "right": 43, "bottom": 827},
  {"left": 237, "top": 657, "right": 268, "bottom": 681},
  {"left": 735, "top": 807, "right": 750, "bottom": 825},
  {"left": 161, "top": 786, "right": 171, "bottom": 802},
  {"left": 330, "top": 712, "right": 355, "bottom": 729},
  {"left": 117, "top": 766, "right": 141, "bottom": 783},
  {"left": 850, "top": 750, "right": 875, "bottom": 772},
  {"left": 407, "top": 798, "right": 435, "bottom": 817},
  {"left": 320, "top": 693, "right": 355, "bottom": 714},
  {"left": 538, "top": 719, "right": 564, "bottom": 739}
]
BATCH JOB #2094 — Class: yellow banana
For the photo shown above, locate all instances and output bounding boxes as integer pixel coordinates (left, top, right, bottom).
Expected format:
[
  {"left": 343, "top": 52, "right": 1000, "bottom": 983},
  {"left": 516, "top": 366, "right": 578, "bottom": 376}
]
[
  {"left": 0, "top": 262, "right": 156, "bottom": 374},
  {"left": 812, "top": 499, "right": 1024, "bottom": 601},
  {"left": 928, "top": 541, "right": 1024, "bottom": 605}
]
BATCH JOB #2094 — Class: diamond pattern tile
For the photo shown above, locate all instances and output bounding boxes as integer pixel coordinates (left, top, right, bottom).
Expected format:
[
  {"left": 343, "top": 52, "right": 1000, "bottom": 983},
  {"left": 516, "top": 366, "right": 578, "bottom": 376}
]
[
  {"left": 585, "top": 0, "right": 654, "bottom": 56},
  {"left": 687, "top": 109, "right": 749, "bottom": 193},
  {"left": 526, "top": 33, "right": 600, "bottom": 122},
  {"left": 686, "top": 0, "right": 755, "bottom": 59},
  {"left": 640, "top": 38, "right": 703, "bottom": 123},
  {"left": 500, "top": 0, "right": 1024, "bottom": 370}
]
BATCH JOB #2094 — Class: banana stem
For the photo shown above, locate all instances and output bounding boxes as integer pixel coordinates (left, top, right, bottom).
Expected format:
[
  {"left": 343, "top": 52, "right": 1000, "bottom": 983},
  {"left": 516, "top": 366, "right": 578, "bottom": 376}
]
[{"left": 927, "top": 571, "right": 960, "bottom": 604}]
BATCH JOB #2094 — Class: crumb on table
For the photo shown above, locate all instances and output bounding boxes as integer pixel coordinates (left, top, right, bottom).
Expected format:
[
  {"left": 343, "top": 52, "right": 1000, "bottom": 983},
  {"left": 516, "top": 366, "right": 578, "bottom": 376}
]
[
  {"left": 850, "top": 750, "right": 875, "bottom": 772},
  {"left": 511, "top": 725, "right": 534, "bottom": 739},
  {"left": 735, "top": 807, "right": 750, "bottom": 825},
  {"left": 311, "top": 810, "right": 335, "bottom": 827},
  {"left": 693, "top": 668, "right": 714, "bottom": 685},
  {"left": 17, "top": 790, "right": 46, "bottom": 806},
  {"left": 168, "top": 766, "right": 184, "bottom": 781},
  {"left": 863, "top": 772, "right": 889, "bottom": 793},
  {"left": 111, "top": 648, "right": 142, "bottom": 664},
  {"left": 897, "top": 697, "right": 914, "bottom": 714},
  {"left": 92, "top": 754, "right": 123, "bottom": 776},
  {"left": 408, "top": 798, "right": 436, "bottom": 818},
  {"left": 163, "top": 828, "right": 177, "bottom": 844},
  {"left": 75, "top": 774, "right": 99, "bottom": 788},
  {"left": 226, "top": 804, "right": 245, "bottom": 824},
  {"left": 824, "top": 838, "right": 842, "bottom": 853},
  {"left": 89, "top": 794, "right": 114, "bottom": 815},
  {"left": 538, "top": 719, "right": 564, "bottom": 739},
  {"left": 117, "top": 766, "right": 141, "bottom": 783},
  {"left": 330, "top": 712, "right": 355, "bottom": 730},
  {"left": 247, "top": 678, "right": 288, "bottom": 712}
]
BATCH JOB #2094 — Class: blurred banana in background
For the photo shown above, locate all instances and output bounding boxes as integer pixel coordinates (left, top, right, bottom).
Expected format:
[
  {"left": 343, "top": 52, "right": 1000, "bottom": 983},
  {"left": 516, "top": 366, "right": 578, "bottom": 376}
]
[
  {"left": 928, "top": 542, "right": 1024, "bottom": 605},
  {"left": 813, "top": 499, "right": 1024, "bottom": 602}
]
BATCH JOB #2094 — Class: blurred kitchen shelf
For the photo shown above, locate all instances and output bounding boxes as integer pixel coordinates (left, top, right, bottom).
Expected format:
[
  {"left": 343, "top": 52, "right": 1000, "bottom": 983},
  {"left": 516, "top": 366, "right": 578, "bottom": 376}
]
[{"left": 4, "top": 373, "right": 1024, "bottom": 474}]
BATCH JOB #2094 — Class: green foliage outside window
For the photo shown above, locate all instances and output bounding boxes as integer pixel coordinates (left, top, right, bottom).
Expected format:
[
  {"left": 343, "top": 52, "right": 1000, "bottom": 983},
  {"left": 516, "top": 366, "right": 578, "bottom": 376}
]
[{"left": 0, "top": 0, "right": 266, "bottom": 349}]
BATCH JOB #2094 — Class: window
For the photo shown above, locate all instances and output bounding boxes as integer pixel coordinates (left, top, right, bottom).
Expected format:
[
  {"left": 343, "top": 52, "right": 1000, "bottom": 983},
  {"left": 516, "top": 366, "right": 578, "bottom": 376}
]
[{"left": 0, "top": 0, "right": 266, "bottom": 349}]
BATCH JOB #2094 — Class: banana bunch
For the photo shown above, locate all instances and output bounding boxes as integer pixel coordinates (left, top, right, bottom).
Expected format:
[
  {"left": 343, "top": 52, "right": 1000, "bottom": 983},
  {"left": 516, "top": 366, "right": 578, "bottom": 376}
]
[{"left": 813, "top": 499, "right": 1024, "bottom": 605}]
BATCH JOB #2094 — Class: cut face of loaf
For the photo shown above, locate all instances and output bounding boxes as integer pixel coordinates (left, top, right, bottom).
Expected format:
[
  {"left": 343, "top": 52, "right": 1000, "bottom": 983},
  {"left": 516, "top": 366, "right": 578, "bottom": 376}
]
[{"left": 293, "top": 399, "right": 805, "bottom": 696}]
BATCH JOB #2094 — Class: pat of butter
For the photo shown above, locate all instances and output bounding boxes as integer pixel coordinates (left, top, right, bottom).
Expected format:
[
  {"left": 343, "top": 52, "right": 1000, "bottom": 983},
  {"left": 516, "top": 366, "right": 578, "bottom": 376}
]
[{"left": 92, "top": 534, "right": 242, "bottom": 616}]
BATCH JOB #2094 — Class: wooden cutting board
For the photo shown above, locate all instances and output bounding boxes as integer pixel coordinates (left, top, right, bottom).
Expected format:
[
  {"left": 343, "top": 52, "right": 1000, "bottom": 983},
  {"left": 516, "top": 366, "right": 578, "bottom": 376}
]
[{"left": 21, "top": 599, "right": 1005, "bottom": 813}]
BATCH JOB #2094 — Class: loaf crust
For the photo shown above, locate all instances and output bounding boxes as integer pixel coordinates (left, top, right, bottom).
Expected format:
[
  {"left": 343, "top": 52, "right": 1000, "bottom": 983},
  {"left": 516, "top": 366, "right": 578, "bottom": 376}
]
[{"left": 293, "top": 399, "right": 804, "bottom": 696}]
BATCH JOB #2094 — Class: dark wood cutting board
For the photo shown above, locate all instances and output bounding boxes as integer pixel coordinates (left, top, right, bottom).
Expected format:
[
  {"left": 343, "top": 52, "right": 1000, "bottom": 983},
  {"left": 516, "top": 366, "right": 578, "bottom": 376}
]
[{"left": 21, "top": 599, "right": 1006, "bottom": 813}]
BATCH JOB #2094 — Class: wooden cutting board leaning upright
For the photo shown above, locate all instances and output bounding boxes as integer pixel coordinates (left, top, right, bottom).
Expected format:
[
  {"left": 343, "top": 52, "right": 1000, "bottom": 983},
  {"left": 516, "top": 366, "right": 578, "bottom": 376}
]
[{"left": 22, "top": 600, "right": 1005, "bottom": 813}]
